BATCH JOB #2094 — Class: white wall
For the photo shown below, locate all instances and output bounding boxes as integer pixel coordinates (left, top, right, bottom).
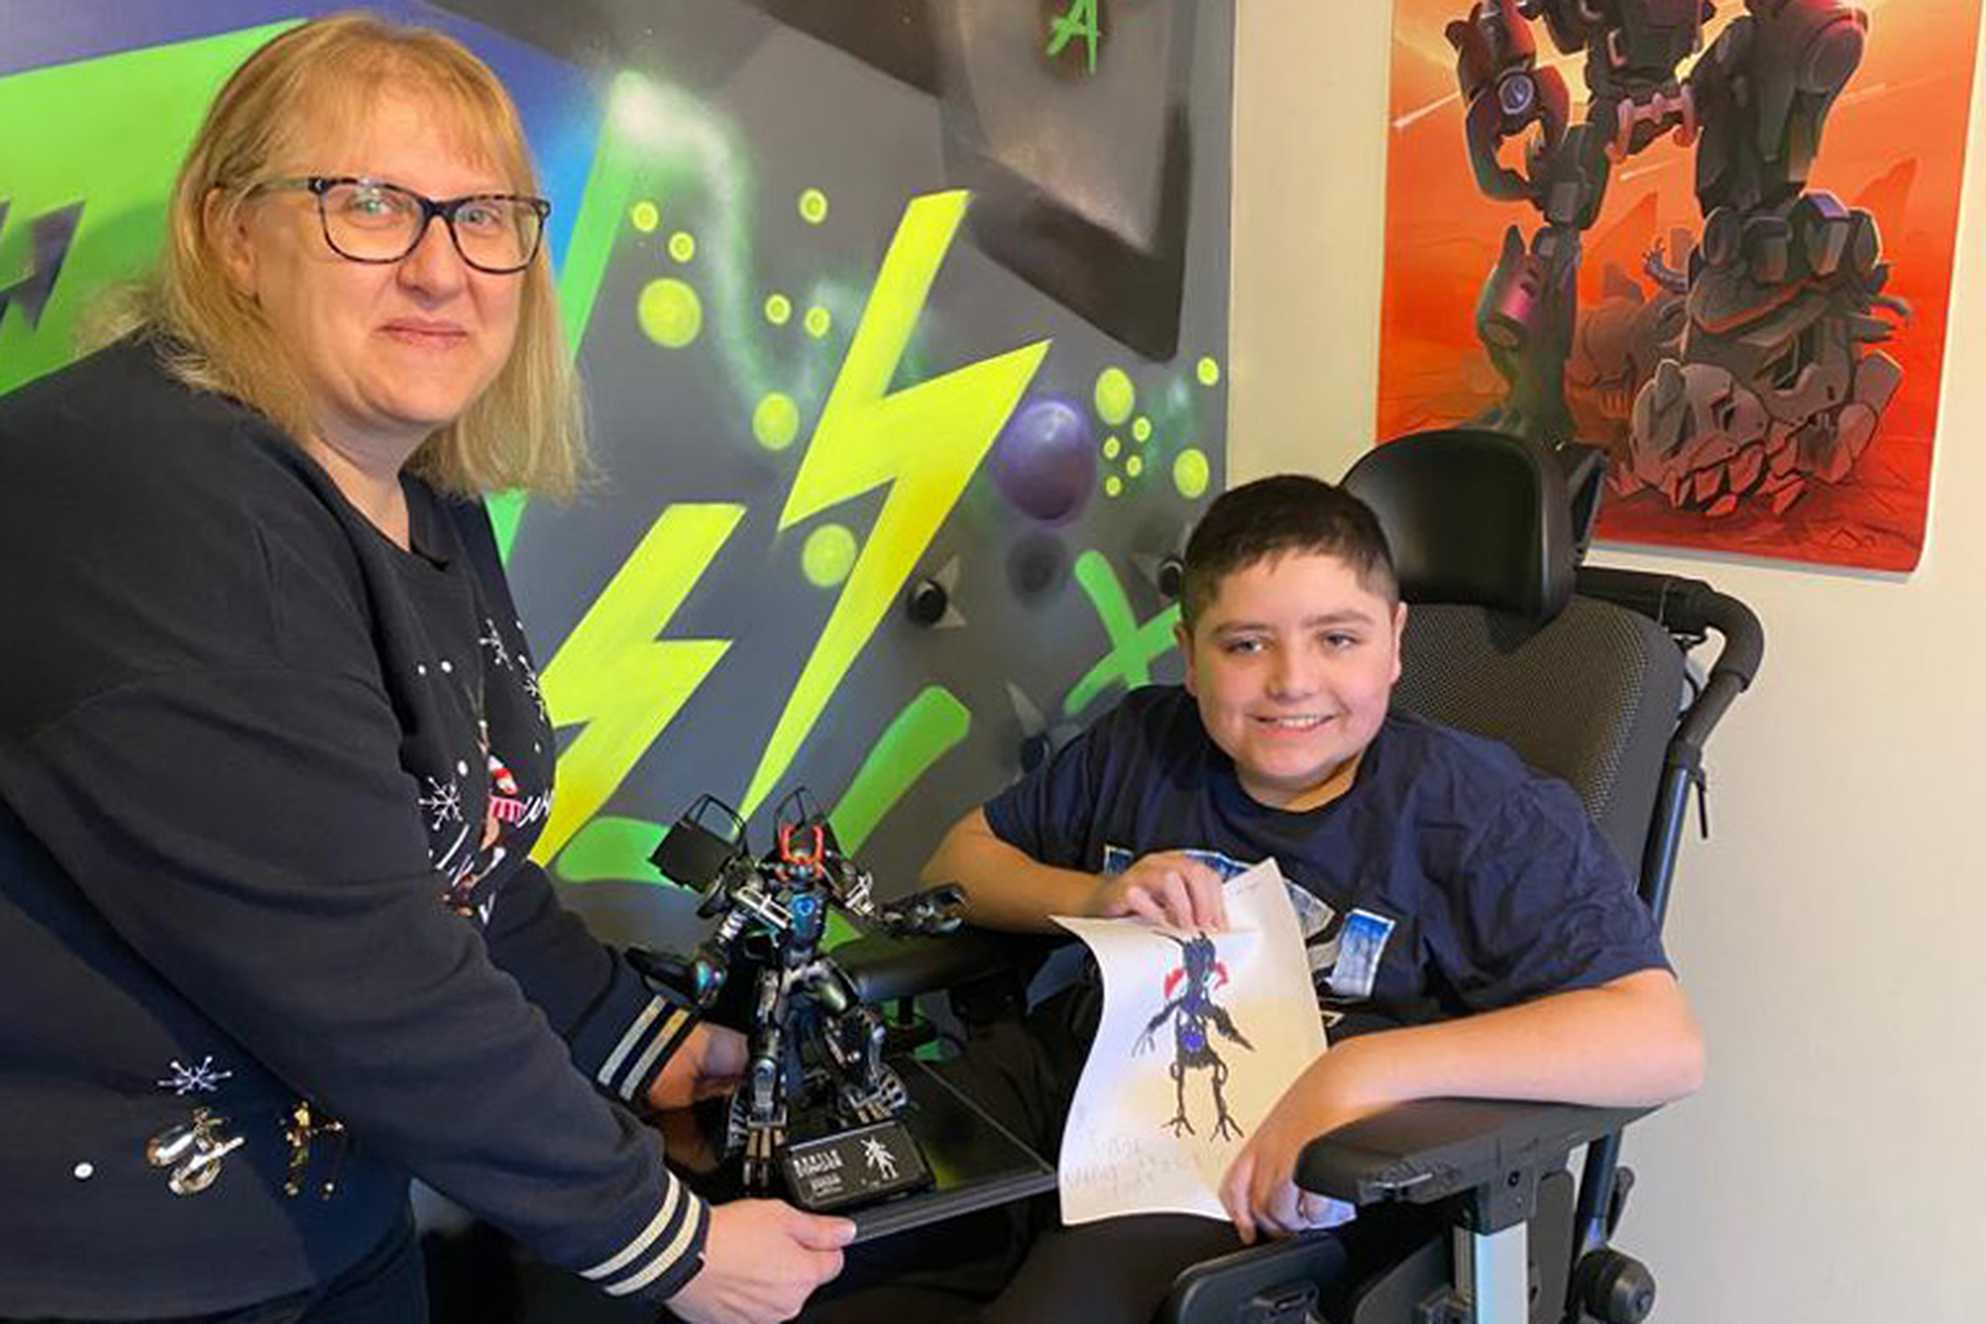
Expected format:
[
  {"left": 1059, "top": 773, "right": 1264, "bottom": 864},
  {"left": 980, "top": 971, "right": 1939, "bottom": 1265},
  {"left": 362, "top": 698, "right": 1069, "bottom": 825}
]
[{"left": 1232, "top": 4, "right": 1986, "bottom": 1319}]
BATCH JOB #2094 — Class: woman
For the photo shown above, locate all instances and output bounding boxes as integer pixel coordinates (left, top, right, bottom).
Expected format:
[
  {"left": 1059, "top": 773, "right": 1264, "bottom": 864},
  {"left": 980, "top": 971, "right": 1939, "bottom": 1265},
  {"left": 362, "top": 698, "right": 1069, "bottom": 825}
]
[{"left": 0, "top": 14, "right": 850, "bottom": 1323}]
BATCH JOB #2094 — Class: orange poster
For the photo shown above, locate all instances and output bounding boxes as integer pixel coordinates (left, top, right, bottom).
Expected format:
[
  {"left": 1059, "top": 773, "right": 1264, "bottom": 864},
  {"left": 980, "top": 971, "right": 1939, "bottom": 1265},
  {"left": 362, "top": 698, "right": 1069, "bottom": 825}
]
[{"left": 1379, "top": 1, "right": 1981, "bottom": 571}]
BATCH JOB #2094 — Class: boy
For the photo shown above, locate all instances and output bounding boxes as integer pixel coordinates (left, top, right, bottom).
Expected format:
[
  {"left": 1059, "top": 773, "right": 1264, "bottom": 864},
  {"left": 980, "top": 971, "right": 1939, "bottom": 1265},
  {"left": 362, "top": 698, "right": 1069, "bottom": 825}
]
[{"left": 816, "top": 474, "right": 1702, "bottom": 1324}]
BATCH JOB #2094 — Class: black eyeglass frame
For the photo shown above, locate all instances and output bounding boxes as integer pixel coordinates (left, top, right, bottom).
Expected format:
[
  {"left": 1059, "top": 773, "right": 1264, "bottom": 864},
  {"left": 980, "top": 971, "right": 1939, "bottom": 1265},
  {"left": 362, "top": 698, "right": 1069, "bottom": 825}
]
[{"left": 253, "top": 175, "right": 552, "bottom": 275}]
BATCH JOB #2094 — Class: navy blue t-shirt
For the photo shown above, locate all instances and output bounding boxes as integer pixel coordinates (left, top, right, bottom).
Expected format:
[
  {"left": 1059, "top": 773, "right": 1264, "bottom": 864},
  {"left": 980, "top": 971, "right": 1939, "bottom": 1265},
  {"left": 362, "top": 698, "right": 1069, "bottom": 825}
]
[{"left": 983, "top": 686, "right": 1669, "bottom": 1039}]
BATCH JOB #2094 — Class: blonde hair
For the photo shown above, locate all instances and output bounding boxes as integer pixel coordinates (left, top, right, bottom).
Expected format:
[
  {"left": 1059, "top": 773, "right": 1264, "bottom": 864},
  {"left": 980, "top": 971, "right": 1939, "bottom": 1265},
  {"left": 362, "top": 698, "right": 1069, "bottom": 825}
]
[{"left": 90, "top": 11, "right": 586, "bottom": 499}]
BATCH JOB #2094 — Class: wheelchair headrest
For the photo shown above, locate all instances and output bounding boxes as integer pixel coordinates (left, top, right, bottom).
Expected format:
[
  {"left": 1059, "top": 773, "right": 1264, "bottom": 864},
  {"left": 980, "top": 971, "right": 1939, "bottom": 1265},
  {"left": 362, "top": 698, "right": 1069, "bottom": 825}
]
[{"left": 1341, "top": 428, "right": 1587, "bottom": 624}]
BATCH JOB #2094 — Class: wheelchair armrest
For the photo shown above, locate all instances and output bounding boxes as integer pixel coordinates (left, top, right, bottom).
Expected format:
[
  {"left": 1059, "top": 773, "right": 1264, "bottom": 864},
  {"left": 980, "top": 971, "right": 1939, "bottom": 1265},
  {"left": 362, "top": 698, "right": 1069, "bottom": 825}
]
[
  {"left": 1297, "top": 1098, "right": 1653, "bottom": 1230},
  {"left": 835, "top": 928, "right": 1023, "bottom": 1005}
]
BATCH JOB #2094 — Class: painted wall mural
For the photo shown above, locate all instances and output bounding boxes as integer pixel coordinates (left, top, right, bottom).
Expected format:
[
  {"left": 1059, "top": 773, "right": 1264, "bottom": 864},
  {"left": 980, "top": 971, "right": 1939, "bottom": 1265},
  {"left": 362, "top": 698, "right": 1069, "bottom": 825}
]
[
  {"left": 0, "top": 0, "right": 1233, "bottom": 954},
  {"left": 1379, "top": 1, "right": 1980, "bottom": 572}
]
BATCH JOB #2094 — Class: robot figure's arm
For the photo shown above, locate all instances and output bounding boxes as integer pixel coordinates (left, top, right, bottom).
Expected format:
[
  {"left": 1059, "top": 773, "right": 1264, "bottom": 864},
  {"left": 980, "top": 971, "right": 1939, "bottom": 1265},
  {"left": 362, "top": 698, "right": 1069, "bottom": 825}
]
[
  {"left": 1134, "top": 997, "right": 1182, "bottom": 1055},
  {"left": 1447, "top": 0, "right": 1572, "bottom": 203},
  {"left": 873, "top": 883, "right": 968, "bottom": 938},
  {"left": 688, "top": 939, "right": 732, "bottom": 1010},
  {"left": 836, "top": 864, "right": 876, "bottom": 918},
  {"left": 731, "top": 879, "right": 792, "bottom": 933},
  {"left": 1207, "top": 1002, "right": 1254, "bottom": 1051}
]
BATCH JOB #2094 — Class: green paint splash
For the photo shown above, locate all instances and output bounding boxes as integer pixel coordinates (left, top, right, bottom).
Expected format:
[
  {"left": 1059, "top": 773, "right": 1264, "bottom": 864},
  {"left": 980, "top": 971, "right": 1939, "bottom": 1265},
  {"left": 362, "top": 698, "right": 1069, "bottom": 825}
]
[
  {"left": 828, "top": 686, "right": 971, "bottom": 854},
  {"left": 1063, "top": 550, "right": 1180, "bottom": 716},
  {"left": 0, "top": 24, "right": 297, "bottom": 397},
  {"left": 556, "top": 815, "right": 671, "bottom": 885}
]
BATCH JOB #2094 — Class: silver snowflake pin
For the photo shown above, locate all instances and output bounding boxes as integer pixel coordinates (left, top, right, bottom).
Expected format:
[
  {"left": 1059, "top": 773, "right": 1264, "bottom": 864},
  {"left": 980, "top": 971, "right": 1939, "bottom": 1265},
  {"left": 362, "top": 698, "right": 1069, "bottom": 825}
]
[{"left": 158, "top": 1055, "right": 234, "bottom": 1096}]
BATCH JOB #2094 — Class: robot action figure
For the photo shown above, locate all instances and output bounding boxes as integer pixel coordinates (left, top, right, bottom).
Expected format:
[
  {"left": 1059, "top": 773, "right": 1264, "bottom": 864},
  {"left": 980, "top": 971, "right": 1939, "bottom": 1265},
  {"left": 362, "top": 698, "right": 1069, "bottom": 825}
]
[
  {"left": 1449, "top": 0, "right": 1902, "bottom": 514},
  {"left": 644, "top": 790, "right": 965, "bottom": 1197}
]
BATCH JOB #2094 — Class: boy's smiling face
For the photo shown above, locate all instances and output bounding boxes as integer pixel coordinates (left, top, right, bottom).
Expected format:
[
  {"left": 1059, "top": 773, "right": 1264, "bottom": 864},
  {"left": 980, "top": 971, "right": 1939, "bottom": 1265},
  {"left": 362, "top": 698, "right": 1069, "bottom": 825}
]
[{"left": 1178, "top": 550, "right": 1407, "bottom": 812}]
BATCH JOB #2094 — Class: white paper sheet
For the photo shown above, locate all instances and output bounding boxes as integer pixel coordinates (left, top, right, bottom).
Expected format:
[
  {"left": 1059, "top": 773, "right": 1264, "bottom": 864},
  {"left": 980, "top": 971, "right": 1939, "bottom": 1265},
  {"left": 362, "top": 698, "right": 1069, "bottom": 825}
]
[{"left": 1053, "top": 858, "right": 1328, "bottom": 1225}]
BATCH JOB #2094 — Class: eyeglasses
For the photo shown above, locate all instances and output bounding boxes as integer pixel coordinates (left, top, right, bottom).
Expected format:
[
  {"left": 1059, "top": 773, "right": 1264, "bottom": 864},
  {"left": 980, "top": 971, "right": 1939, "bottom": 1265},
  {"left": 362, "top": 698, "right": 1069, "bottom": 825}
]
[{"left": 252, "top": 175, "right": 550, "bottom": 275}]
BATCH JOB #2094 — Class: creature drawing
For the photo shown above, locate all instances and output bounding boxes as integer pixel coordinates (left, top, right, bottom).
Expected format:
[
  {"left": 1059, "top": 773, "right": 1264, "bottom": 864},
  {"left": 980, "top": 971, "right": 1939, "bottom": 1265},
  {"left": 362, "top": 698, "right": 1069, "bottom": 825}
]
[{"left": 1134, "top": 932, "right": 1254, "bottom": 1141}]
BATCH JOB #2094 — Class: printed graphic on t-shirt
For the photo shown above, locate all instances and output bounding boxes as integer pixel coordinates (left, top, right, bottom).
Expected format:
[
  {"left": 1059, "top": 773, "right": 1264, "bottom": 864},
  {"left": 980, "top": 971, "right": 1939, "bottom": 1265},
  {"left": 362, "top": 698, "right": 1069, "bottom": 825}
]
[
  {"left": 1313, "top": 908, "right": 1395, "bottom": 1002},
  {"left": 1103, "top": 843, "right": 1397, "bottom": 1014}
]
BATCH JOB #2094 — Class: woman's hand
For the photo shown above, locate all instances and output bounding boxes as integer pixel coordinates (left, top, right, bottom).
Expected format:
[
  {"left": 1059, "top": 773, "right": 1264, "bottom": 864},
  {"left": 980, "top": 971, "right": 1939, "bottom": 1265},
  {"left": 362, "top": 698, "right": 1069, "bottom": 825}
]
[
  {"left": 666, "top": 1199, "right": 856, "bottom": 1324},
  {"left": 646, "top": 1023, "right": 748, "bottom": 1113},
  {"left": 1087, "top": 852, "right": 1228, "bottom": 930}
]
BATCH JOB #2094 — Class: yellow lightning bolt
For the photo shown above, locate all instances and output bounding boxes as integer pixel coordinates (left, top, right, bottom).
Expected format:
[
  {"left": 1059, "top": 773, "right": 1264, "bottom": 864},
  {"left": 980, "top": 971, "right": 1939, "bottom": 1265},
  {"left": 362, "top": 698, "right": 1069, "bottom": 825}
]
[
  {"left": 740, "top": 189, "right": 1049, "bottom": 816},
  {"left": 531, "top": 503, "right": 745, "bottom": 864}
]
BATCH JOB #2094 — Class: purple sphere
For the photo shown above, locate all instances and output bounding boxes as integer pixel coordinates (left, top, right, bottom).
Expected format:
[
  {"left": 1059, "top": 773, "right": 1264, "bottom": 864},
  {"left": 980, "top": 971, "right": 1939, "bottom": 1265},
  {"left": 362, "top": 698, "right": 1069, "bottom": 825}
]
[{"left": 990, "top": 395, "right": 1097, "bottom": 524}]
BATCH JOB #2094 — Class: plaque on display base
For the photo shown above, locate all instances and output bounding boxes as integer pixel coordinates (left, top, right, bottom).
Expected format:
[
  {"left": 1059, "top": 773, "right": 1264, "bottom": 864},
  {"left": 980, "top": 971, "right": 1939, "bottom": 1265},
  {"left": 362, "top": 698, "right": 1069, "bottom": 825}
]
[
  {"left": 667, "top": 1056, "right": 1057, "bottom": 1245},
  {"left": 779, "top": 1117, "right": 931, "bottom": 1212}
]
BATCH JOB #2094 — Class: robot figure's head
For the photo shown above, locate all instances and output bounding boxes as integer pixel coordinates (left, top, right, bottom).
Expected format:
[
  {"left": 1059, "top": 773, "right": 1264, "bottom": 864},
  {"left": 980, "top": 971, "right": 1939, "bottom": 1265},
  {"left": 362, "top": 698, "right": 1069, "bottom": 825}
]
[{"left": 1175, "top": 933, "right": 1218, "bottom": 982}]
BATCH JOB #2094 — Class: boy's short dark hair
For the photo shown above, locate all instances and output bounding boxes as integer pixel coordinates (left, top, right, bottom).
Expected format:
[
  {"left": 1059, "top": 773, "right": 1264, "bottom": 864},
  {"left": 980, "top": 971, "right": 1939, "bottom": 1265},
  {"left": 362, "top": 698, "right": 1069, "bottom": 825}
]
[{"left": 1180, "top": 474, "right": 1399, "bottom": 626}]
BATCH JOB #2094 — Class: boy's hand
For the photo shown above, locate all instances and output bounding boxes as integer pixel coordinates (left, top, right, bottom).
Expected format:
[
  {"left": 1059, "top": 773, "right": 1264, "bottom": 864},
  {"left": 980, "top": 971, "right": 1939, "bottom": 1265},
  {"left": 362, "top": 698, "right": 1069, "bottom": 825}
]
[
  {"left": 1219, "top": 1048, "right": 1378, "bottom": 1243},
  {"left": 646, "top": 1023, "right": 749, "bottom": 1113},
  {"left": 1087, "top": 852, "right": 1228, "bottom": 930},
  {"left": 666, "top": 1199, "right": 855, "bottom": 1324}
]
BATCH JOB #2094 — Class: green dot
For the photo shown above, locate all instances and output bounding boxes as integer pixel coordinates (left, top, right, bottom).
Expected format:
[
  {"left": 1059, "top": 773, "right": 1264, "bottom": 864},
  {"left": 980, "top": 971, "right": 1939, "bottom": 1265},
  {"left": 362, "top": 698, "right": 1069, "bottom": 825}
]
[
  {"left": 1126, "top": 455, "right": 1144, "bottom": 478},
  {"left": 637, "top": 278, "right": 702, "bottom": 349},
  {"left": 1094, "top": 367, "right": 1135, "bottom": 425},
  {"left": 804, "top": 306, "right": 832, "bottom": 339},
  {"left": 629, "top": 200, "right": 660, "bottom": 233},
  {"left": 764, "top": 293, "right": 792, "bottom": 326},
  {"left": 799, "top": 188, "right": 829, "bottom": 225},
  {"left": 1132, "top": 416, "right": 1153, "bottom": 443},
  {"left": 1104, "top": 475, "right": 1124, "bottom": 498},
  {"left": 668, "top": 231, "right": 696, "bottom": 262},
  {"left": 753, "top": 393, "right": 800, "bottom": 451},
  {"left": 1196, "top": 356, "right": 1222, "bottom": 387},
  {"left": 801, "top": 524, "right": 858, "bottom": 587},
  {"left": 1174, "top": 447, "right": 1211, "bottom": 499},
  {"left": 1102, "top": 435, "right": 1122, "bottom": 461}
]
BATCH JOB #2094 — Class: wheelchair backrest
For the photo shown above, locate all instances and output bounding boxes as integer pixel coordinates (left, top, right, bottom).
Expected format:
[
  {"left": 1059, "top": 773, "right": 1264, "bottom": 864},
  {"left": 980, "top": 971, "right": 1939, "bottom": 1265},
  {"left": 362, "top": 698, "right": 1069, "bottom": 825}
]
[{"left": 1345, "top": 430, "right": 1685, "bottom": 875}]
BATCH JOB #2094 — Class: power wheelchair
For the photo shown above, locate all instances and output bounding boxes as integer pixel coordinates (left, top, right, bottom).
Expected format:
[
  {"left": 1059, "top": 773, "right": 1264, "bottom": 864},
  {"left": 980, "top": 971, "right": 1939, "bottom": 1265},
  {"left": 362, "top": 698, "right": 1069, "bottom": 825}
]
[{"left": 837, "top": 427, "right": 1764, "bottom": 1324}]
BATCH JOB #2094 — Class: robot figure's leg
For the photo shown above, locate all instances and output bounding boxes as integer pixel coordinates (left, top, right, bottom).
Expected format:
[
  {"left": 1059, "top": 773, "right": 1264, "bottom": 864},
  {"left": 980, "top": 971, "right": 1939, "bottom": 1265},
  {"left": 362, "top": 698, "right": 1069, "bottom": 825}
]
[
  {"left": 742, "top": 1105, "right": 788, "bottom": 1194},
  {"left": 724, "top": 1089, "right": 749, "bottom": 1156},
  {"left": 825, "top": 1004, "right": 901, "bottom": 1124},
  {"left": 1162, "top": 1059, "right": 1195, "bottom": 1138},
  {"left": 741, "top": 1054, "right": 781, "bottom": 1191},
  {"left": 1209, "top": 1055, "right": 1245, "bottom": 1143},
  {"left": 741, "top": 967, "right": 788, "bottom": 1193},
  {"left": 844, "top": 1010, "right": 907, "bottom": 1123},
  {"left": 801, "top": 964, "right": 903, "bottom": 1125}
]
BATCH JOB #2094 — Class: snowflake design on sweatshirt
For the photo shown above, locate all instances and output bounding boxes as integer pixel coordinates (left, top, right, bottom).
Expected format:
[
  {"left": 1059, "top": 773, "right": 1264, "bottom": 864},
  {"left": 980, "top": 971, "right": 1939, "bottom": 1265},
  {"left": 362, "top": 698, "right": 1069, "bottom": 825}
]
[
  {"left": 419, "top": 777, "right": 464, "bottom": 830},
  {"left": 478, "top": 619, "right": 511, "bottom": 670},
  {"left": 517, "top": 657, "right": 548, "bottom": 723},
  {"left": 157, "top": 1055, "right": 234, "bottom": 1096}
]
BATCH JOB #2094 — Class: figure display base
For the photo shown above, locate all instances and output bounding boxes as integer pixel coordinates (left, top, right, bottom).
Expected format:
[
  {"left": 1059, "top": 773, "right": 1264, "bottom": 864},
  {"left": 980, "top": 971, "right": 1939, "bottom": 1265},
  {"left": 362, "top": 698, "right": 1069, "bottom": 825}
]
[
  {"left": 779, "top": 1117, "right": 931, "bottom": 1212},
  {"left": 669, "top": 1056, "right": 1056, "bottom": 1244}
]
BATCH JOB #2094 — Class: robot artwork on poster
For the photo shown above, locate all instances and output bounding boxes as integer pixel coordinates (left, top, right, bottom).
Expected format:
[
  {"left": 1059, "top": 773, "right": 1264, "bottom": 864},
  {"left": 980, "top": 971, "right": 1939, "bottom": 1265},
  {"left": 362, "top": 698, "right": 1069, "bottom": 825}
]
[
  {"left": 1447, "top": 0, "right": 1904, "bottom": 517},
  {"left": 638, "top": 789, "right": 967, "bottom": 1211}
]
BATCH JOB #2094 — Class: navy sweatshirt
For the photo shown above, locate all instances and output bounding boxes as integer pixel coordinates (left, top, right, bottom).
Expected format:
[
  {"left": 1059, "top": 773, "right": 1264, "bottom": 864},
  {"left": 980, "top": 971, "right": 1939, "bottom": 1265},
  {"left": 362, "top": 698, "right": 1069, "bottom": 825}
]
[{"left": 0, "top": 340, "right": 704, "bottom": 1315}]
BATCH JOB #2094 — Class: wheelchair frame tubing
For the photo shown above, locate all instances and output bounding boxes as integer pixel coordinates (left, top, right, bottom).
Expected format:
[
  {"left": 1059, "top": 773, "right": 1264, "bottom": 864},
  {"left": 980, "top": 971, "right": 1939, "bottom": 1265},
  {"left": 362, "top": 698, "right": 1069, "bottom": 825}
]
[{"left": 1458, "top": 1221, "right": 1531, "bottom": 1324}]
